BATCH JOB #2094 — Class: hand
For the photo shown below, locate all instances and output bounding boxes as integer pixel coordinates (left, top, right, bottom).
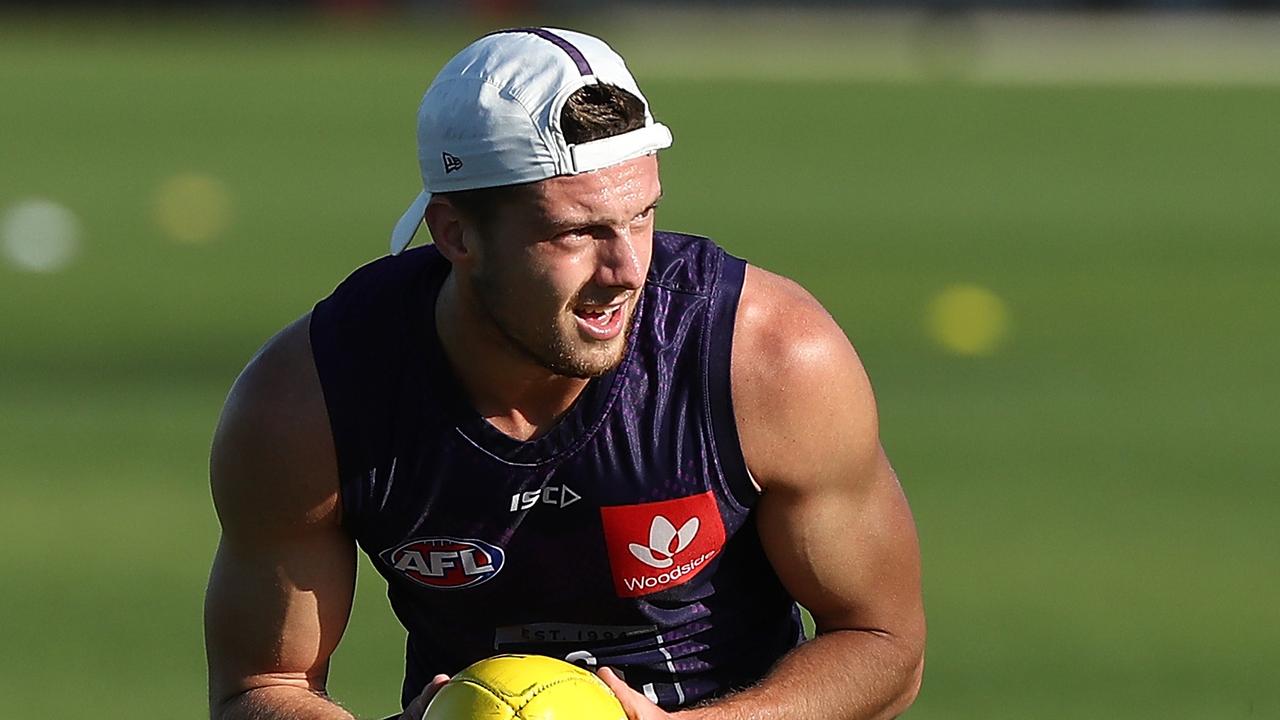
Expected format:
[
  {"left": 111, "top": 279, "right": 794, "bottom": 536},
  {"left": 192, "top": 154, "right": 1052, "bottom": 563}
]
[
  {"left": 597, "top": 667, "right": 675, "bottom": 720},
  {"left": 399, "top": 674, "right": 450, "bottom": 720}
]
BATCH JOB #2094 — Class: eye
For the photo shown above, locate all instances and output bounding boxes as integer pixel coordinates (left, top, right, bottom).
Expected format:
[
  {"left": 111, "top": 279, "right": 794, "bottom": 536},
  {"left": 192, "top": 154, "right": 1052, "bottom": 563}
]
[
  {"left": 551, "top": 228, "right": 592, "bottom": 247},
  {"left": 633, "top": 205, "right": 656, "bottom": 223}
]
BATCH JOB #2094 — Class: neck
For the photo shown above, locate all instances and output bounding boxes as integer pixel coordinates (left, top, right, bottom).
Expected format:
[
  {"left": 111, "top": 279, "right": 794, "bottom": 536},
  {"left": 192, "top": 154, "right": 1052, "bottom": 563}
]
[{"left": 435, "top": 272, "right": 588, "bottom": 442}]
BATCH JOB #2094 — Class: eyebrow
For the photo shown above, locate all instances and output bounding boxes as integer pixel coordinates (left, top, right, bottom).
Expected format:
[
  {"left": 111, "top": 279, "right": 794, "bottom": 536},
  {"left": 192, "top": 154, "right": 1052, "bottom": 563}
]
[{"left": 544, "top": 192, "right": 664, "bottom": 233}]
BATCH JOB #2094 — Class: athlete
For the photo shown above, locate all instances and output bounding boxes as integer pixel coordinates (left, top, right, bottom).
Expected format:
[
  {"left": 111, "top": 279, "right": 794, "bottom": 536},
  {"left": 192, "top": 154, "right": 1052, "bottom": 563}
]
[{"left": 205, "top": 28, "right": 924, "bottom": 720}]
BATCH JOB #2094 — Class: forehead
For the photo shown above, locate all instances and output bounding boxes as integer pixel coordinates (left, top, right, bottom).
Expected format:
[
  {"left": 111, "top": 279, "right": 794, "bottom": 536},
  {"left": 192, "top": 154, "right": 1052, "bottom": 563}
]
[{"left": 528, "top": 154, "right": 661, "bottom": 219}]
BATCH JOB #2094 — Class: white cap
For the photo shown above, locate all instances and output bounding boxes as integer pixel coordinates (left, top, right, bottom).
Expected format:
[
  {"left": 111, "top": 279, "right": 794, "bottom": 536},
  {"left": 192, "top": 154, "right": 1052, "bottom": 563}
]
[{"left": 389, "top": 28, "right": 674, "bottom": 255}]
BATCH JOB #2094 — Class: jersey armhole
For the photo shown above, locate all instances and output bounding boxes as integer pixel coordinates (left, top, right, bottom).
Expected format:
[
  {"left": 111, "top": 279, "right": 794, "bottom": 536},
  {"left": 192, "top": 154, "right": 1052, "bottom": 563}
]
[
  {"left": 705, "top": 251, "right": 759, "bottom": 509},
  {"left": 308, "top": 302, "right": 365, "bottom": 535}
]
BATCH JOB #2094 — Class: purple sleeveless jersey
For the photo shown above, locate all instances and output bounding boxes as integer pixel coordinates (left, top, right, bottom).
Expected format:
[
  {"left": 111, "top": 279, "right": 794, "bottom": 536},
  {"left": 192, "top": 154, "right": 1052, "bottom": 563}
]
[{"left": 310, "top": 231, "right": 804, "bottom": 711}]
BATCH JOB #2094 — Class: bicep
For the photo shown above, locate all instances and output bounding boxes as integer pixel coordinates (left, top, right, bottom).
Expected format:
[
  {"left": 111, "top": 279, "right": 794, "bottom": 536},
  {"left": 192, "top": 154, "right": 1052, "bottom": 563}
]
[
  {"left": 205, "top": 522, "right": 355, "bottom": 701},
  {"left": 755, "top": 448, "right": 921, "bottom": 635},
  {"left": 733, "top": 266, "right": 923, "bottom": 639},
  {"left": 204, "top": 317, "right": 356, "bottom": 707},
  {"left": 206, "top": 525, "right": 355, "bottom": 691}
]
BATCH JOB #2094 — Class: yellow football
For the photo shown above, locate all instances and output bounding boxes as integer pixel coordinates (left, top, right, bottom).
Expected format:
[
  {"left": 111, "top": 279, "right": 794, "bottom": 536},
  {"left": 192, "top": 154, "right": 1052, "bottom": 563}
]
[{"left": 421, "top": 654, "right": 628, "bottom": 720}]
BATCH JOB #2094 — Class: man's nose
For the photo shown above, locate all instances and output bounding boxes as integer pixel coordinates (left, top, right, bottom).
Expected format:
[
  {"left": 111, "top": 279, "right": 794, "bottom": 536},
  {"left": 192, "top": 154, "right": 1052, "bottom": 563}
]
[{"left": 595, "top": 228, "right": 644, "bottom": 290}]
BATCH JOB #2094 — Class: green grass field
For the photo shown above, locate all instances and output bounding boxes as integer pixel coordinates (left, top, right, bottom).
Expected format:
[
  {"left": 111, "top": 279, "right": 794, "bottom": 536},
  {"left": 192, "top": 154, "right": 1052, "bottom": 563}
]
[{"left": 1, "top": 13, "right": 1278, "bottom": 719}]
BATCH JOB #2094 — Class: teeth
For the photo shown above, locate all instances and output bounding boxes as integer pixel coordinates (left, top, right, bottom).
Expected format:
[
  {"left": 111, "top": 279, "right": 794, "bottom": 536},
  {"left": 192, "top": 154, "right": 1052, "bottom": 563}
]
[
  {"left": 579, "top": 305, "right": 620, "bottom": 320},
  {"left": 575, "top": 305, "right": 619, "bottom": 329}
]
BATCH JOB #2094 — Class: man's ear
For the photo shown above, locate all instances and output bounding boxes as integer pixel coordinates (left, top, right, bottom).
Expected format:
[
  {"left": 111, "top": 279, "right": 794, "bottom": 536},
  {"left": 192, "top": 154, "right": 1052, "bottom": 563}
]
[{"left": 425, "top": 197, "right": 475, "bottom": 265}]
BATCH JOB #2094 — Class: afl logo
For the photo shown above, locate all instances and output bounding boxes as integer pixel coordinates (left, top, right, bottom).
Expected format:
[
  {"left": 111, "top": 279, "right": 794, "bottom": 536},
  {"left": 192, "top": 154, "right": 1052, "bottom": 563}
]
[{"left": 380, "top": 537, "right": 505, "bottom": 590}]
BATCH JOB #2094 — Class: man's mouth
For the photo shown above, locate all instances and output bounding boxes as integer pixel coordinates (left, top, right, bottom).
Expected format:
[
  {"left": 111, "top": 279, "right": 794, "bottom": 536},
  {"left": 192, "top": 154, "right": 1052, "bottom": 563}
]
[{"left": 573, "top": 302, "right": 627, "bottom": 340}]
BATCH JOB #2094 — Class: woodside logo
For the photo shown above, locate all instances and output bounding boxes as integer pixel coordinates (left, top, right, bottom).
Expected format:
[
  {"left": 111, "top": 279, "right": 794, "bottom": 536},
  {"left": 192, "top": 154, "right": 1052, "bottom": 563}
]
[
  {"left": 600, "top": 492, "right": 726, "bottom": 598},
  {"left": 628, "top": 515, "right": 699, "bottom": 569}
]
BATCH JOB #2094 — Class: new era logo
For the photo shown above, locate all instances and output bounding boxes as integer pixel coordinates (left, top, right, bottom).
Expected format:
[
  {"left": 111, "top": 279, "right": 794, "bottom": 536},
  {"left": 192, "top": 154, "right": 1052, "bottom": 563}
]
[
  {"left": 442, "top": 152, "right": 463, "bottom": 174},
  {"left": 600, "top": 492, "right": 725, "bottom": 598}
]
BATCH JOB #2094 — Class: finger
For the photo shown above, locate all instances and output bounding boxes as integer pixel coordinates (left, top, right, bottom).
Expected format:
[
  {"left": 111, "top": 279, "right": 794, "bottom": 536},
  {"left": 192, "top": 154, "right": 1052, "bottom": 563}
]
[
  {"left": 403, "top": 674, "right": 452, "bottom": 720},
  {"left": 597, "top": 667, "right": 628, "bottom": 694},
  {"left": 599, "top": 668, "right": 667, "bottom": 720},
  {"left": 598, "top": 668, "right": 648, "bottom": 706}
]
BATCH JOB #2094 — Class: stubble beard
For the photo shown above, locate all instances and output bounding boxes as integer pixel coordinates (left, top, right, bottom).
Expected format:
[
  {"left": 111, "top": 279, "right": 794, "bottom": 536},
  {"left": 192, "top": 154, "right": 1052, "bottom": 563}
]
[{"left": 473, "top": 271, "right": 638, "bottom": 380}]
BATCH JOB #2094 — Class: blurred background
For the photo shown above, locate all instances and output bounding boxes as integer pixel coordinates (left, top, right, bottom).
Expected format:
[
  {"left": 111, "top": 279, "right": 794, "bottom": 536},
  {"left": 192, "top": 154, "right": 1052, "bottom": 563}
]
[{"left": 2, "top": 1, "right": 1277, "bottom": 718}]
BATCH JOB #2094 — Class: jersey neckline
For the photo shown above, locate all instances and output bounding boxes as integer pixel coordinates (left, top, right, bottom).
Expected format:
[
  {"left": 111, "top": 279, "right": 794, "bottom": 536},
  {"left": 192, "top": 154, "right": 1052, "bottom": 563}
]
[{"left": 413, "top": 253, "right": 636, "bottom": 466}]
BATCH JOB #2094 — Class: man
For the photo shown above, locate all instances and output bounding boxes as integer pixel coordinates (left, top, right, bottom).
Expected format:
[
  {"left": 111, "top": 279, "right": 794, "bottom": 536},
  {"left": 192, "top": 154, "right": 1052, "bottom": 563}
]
[{"left": 205, "top": 28, "right": 924, "bottom": 720}]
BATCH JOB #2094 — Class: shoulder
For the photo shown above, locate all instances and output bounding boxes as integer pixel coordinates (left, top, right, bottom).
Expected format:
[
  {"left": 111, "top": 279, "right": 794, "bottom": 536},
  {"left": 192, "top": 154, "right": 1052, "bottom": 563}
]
[
  {"left": 730, "top": 265, "right": 881, "bottom": 492},
  {"left": 210, "top": 314, "right": 341, "bottom": 539}
]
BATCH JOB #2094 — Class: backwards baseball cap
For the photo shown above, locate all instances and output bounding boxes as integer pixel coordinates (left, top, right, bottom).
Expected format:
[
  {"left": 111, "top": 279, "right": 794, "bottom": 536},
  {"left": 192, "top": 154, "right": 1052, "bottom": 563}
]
[{"left": 389, "top": 28, "right": 674, "bottom": 255}]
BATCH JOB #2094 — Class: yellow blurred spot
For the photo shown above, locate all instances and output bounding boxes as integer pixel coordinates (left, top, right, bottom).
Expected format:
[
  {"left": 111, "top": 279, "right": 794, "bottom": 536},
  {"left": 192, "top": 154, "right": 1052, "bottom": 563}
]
[
  {"left": 927, "top": 283, "right": 1010, "bottom": 356},
  {"left": 151, "top": 173, "right": 232, "bottom": 244}
]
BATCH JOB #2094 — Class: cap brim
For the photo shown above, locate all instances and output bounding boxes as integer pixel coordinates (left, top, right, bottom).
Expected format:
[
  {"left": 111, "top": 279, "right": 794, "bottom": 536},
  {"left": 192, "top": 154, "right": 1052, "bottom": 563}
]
[
  {"left": 390, "top": 191, "right": 431, "bottom": 255},
  {"left": 567, "top": 123, "right": 672, "bottom": 175}
]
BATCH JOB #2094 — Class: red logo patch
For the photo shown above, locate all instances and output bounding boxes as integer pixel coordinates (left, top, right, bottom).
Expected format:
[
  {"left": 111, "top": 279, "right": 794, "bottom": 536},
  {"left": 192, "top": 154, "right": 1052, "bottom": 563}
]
[
  {"left": 600, "top": 491, "right": 726, "bottom": 598},
  {"left": 380, "top": 537, "right": 505, "bottom": 590}
]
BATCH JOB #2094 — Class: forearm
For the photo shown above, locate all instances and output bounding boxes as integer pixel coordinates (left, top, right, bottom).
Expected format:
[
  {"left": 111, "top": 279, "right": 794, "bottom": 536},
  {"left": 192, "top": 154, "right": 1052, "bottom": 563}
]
[
  {"left": 677, "top": 630, "right": 924, "bottom": 720},
  {"left": 215, "top": 686, "right": 357, "bottom": 720}
]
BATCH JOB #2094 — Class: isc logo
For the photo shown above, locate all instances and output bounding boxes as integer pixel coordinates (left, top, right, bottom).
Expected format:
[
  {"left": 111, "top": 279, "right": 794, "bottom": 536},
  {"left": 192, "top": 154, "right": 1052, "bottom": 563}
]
[
  {"left": 509, "top": 484, "right": 582, "bottom": 512},
  {"left": 380, "top": 537, "right": 505, "bottom": 590}
]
